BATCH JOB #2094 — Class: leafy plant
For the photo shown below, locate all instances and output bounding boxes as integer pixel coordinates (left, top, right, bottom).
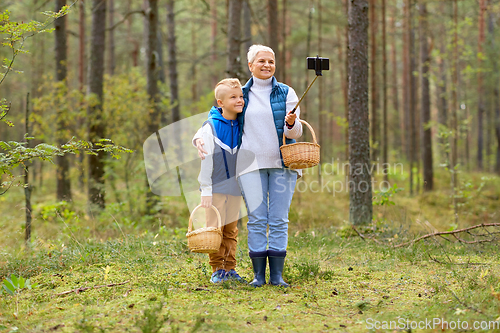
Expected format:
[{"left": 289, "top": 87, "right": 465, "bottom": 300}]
[
  {"left": 135, "top": 301, "right": 169, "bottom": 333},
  {"left": 2, "top": 274, "right": 37, "bottom": 296},
  {"left": 373, "top": 183, "right": 403, "bottom": 206},
  {"left": 2, "top": 274, "right": 38, "bottom": 318}
]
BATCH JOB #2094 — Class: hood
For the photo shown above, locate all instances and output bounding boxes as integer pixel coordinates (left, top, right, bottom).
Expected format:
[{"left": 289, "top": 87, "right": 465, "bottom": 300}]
[
  {"left": 206, "top": 106, "right": 239, "bottom": 150},
  {"left": 208, "top": 106, "right": 238, "bottom": 125}
]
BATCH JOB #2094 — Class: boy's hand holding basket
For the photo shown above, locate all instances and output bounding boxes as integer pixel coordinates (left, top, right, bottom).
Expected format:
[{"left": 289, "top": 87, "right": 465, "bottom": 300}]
[{"left": 186, "top": 204, "right": 222, "bottom": 253}]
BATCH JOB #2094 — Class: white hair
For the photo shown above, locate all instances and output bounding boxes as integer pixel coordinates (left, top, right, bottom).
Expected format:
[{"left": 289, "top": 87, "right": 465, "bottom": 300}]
[{"left": 247, "top": 44, "right": 275, "bottom": 64}]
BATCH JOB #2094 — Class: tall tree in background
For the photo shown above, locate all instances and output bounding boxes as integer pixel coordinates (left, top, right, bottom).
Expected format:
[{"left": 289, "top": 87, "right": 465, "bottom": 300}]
[
  {"left": 146, "top": 0, "right": 161, "bottom": 130},
  {"left": 211, "top": 0, "right": 219, "bottom": 85},
  {"left": 227, "top": 0, "right": 242, "bottom": 79},
  {"left": 348, "top": 0, "right": 372, "bottom": 225},
  {"left": 280, "top": 0, "right": 287, "bottom": 83},
  {"left": 489, "top": 10, "right": 500, "bottom": 174},
  {"left": 390, "top": 7, "right": 401, "bottom": 159},
  {"left": 78, "top": 0, "right": 86, "bottom": 189},
  {"left": 267, "top": 0, "right": 279, "bottom": 80},
  {"left": 476, "top": 0, "right": 486, "bottom": 170},
  {"left": 437, "top": 2, "right": 448, "bottom": 161},
  {"left": 242, "top": 0, "right": 252, "bottom": 78},
  {"left": 87, "top": 0, "right": 107, "bottom": 208},
  {"left": 145, "top": 0, "right": 160, "bottom": 211},
  {"left": 55, "top": 0, "right": 71, "bottom": 201},
  {"left": 318, "top": 0, "right": 325, "bottom": 165},
  {"left": 107, "top": 0, "right": 116, "bottom": 76},
  {"left": 381, "top": 0, "right": 388, "bottom": 182},
  {"left": 343, "top": 0, "right": 349, "bottom": 161},
  {"left": 369, "top": 0, "right": 378, "bottom": 162},
  {"left": 402, "top": 1, "right": 410, "bottom": 162},
  {"left": 167, "top": 0, "right": 180, "bottom": 124},
  {"left": 419, "top": 1, "right": 433, "bottom": 191},
  {"left": 78, "top": 0, "right": 86, "bottom": 91},
  {"left": 405, "top": 0, "right": 416, "bottom": 195},
  {"left": 451, "top": 0, "right": 459, "bottom": 222}
]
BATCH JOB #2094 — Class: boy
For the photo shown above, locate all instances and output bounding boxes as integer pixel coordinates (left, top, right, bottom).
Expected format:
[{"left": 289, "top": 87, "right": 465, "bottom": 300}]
[{"left": 198, "top": 78, "right": 244, "bottom": 283}]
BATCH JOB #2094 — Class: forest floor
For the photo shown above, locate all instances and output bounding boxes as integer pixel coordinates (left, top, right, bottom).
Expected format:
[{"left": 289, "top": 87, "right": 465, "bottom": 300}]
[{"left": 1, "top": 168, "right": 500, "bottom": 332}]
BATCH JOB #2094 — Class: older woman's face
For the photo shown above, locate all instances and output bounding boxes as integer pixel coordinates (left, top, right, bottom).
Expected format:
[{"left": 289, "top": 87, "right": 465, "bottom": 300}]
[{"left": 249, "top": 51, "right": 275, "bottom": 80}]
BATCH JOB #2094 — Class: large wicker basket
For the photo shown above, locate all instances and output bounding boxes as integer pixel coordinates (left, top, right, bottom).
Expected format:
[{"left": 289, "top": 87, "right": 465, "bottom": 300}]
[
  {"left": 280, "top": 119, "right": 320, "bottom": 169},
  {"left": 186, "top": 204, "right": 223, "bottom": 254}
]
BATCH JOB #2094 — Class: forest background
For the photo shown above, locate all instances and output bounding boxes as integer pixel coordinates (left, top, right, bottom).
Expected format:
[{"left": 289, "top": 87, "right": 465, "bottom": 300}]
[{"left": 1, "top": 0, "right": 500, "bottom": 331}]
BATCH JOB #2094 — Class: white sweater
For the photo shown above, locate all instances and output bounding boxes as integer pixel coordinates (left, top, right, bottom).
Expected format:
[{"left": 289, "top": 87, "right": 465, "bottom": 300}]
[
  {"left": 237, "top": 77, "right": 302, "bottom": 176},
  {"left": 193, "top": 76, "right": 302, "bottom": 176}
]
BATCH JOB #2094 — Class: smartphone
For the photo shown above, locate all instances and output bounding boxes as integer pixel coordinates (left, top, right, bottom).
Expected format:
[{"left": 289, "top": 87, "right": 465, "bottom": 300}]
[{"left": 307, "top": 56, "right": 330, "bottom": 75}]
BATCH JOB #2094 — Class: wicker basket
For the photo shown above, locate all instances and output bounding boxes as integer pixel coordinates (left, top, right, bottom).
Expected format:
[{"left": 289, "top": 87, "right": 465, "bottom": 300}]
[
  {"left": 280, "top": 119, "right": 320, "bottom": 169},
  {"left": 186, "top": 204, "right": 223, "bottom": 254}
]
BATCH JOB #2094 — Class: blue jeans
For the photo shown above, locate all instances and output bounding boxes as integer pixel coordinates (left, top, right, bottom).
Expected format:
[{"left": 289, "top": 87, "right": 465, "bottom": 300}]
[{"left": 238, "top": 168, "right": 297, "bottom": 252}]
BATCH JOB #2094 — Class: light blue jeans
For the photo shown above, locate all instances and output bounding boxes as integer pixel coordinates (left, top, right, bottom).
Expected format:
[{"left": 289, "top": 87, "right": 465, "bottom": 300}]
[{"left": 238, "top": 168, "right": 297, "bottom": 252}]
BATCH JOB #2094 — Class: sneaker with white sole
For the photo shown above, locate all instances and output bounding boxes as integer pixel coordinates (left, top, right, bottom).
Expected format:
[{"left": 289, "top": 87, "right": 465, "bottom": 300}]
[
  {"left": 226, "top": 269, "right": 245, "bottom": 282},
  {"left": 210, "top": 269, "right": 227, "bottom": 283}
]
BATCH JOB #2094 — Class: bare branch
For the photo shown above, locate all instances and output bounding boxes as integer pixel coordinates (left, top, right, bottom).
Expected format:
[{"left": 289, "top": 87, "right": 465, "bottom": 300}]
[
  {"left": 106, "top": 10, "right": 145, "bottom": 31},
  {"left": 55, "top": 281, "right": 129, "bottom": 296},
  {"left": 394, "top": 223, "right": 500, "bottom": 248}
]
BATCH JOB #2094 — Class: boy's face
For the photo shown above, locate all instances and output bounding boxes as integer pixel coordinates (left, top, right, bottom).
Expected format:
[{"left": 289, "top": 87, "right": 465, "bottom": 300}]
[{"left": 217, "top": 87, "right": 244, "bottom": 114}]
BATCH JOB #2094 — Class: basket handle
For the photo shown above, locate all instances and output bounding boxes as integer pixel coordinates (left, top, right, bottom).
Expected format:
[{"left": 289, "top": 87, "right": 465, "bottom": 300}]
[
  {"left": 282, "top": 119, "right": 318, "bottom": 146},
  {"left": 188, "top": 204, "right": 222, "bottom": 233}
]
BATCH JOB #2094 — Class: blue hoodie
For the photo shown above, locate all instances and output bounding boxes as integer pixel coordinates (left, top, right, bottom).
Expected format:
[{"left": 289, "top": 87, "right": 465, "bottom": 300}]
[{"left": 200, "top": 106, "right": 241, "bottom": 196}]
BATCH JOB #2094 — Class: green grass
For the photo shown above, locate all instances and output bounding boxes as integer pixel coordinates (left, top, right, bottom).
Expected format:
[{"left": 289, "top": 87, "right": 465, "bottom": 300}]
[
  {"left": 1, "top": 167, "right": 500, "bottom": 332},
  {"left": 1, "top": 228, "right": 499, "bottom": 332}
]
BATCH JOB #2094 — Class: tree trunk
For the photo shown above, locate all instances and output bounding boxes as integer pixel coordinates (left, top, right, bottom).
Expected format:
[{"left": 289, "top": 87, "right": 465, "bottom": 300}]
[
  {"left": 318, "top": 0, "right": 324, "bottom": 169},
  {"left": 402, "top": 1, "right": 410, "bottom": 162},
  {"left": 78, "top": 0, "right": 86, "bottom": 189},
  {"left": 348, "top": 0, "right": 372, "bottom": 225},
  {"left": 167, "top": 0, "right": 180, "bottom": 124},
  {"left": 381, "top": 0, "right": 388, "bottom": 183},
  {"left": 390, "top": 7, "right": 401, "bottom": 160},
  {"left": 25, "top": 93, "right": 32, "bottom": 245},
  {"left": 211, "top": 0, "right": 219, "bottom": 85},
  {"left": 477, "top": 0, "right": 486, "bottom": 170},
  {"left": 405, "top": 0, "right": 416, "bottom": 195},
  {"left": 343, "top": 0, "right": 349, "bottom": 161},
  {"left": 280, "top": 0, "right": 287, "bottom": 84},
  {"left": 146, "top": 0, "right": 160, "bottom": 131},
  {"left": 242, "top": 0, "right": 252, "bottom": 78},
  {"left": 302, "top": 0, "right": 314, "bottom": 142},
  {"left": 227, "top": 0, "right": 242, "bottom": 79},
  {"left": 107, "top": 0, "right": 115, "bottom": 76},
  {"left": 55, "top": 0, "right": 72, "bottom": 202},
  {"left": 488, "top": 11, "right": 500, "bottom": 174},
  {"left": 267, "top": 0, "right": 279, "bottom": 80},
  {"left": 127, "top": 0, "right": 139, "bottom": 67},
  {"left": 369, "top": 0, "right": 378, "bottom": 162},
  {"left": 79, "top": 0, "right": 85, "bottom": 91},
  {"left": 87, "top": 0, "right": 107, "bottom": 209},
  {"left": 451, "top": 0, "right": 459, "bottom": 223},
  {"left": 437, "top": 3, "right": 448, "bottom": 161},
  {"left": 419, "top": 1, "right": 432, "bottom": 191}
]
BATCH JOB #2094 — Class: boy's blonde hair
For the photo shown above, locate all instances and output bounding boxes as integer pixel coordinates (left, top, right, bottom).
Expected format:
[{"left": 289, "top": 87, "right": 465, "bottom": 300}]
[{"left": 214, "top": 78, "right": 242, "bottom": 100}]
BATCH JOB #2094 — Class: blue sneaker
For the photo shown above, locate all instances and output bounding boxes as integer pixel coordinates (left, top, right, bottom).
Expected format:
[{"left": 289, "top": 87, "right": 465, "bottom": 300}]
[
  {"left": 210, "top": 269, "right": 227, "bottom": 283},
  {"left": 226, "top": 269, "right": 246, "bottom": 283}
]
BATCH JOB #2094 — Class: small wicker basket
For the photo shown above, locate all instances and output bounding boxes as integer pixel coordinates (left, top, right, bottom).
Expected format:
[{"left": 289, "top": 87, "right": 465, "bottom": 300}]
[
  {"left": 280, "top": 119, "right": 320, "bottom": 169},
  {"left": 186, "top": 204, "right": 223, "bottom": 254}
]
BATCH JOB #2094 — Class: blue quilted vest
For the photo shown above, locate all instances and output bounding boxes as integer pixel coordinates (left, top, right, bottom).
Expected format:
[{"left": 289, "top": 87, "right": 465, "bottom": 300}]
[{"left": 238, "top": 77, "right": 296, "bottom": 165}]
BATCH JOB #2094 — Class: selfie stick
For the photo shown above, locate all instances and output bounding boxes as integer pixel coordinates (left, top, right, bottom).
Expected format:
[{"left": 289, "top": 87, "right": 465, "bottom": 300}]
[{"left": 289, "top": 55, "right": 328, "bottom": 114}]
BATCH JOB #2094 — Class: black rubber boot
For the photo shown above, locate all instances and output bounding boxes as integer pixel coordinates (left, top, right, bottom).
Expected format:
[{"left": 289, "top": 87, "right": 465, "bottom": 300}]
[
  {"left": 268, "top": 250, "right": 289, "bottom": 287},
  {"left": 249, "top": 251, "right": 267, "bottom": 287}
]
